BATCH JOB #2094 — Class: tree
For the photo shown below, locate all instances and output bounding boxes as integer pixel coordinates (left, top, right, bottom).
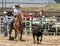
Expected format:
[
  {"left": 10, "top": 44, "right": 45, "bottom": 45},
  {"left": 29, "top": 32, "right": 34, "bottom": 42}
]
[{"left": 54, "top": 0, "right": 60, "bottom": 3}]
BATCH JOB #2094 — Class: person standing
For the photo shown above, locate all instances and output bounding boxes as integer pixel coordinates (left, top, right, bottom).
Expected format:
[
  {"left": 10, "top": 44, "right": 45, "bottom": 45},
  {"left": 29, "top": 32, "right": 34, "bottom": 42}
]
[{"left": 3, "top": 11, "right": 8, "bottom": 36}]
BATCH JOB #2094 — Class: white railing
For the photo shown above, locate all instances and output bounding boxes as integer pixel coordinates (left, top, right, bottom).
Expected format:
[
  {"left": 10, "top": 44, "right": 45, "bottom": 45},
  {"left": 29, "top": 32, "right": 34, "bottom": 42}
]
[{"left": 0, "top": 16, "right": 60, "bottom": 35}]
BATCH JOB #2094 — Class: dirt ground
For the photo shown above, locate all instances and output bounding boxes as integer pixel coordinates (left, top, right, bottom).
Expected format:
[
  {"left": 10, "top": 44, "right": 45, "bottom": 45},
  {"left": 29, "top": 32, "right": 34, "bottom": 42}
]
[{"left": 0, "top": 34, "right": 60, "bottom": 46}]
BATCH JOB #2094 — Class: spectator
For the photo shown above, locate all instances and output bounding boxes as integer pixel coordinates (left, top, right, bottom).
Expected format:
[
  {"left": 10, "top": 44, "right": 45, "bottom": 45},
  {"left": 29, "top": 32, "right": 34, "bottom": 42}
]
[
  {"left": 3, "top": 11, "right": 8, "bottom": 37},
  {"left": 7, "top": 11, "right": 13, "bottom": 16}
]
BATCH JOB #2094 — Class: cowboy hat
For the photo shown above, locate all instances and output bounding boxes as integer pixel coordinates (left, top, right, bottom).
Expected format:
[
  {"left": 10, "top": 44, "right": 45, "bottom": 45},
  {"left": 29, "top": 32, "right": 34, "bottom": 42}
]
[{"left": 3, "top": 11, "right": 7, "bottom": 14}]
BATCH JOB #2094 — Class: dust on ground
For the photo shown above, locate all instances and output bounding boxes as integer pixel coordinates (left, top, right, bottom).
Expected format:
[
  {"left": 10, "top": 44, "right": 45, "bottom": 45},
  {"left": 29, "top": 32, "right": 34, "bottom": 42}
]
[{"left": 0, "top": 34, "right": 60, "bottom": 46}]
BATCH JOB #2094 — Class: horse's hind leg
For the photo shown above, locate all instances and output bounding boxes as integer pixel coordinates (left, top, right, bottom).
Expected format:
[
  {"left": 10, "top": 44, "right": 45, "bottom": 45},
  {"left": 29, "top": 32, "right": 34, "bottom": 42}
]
[
  {"left": 15, "top": 30, "right": 17, "bottom": 38},
  {"left": 9, "top": 28, "right": 12, "bottom": 40},
  {"left": 20, "top": 32, "right": 22, "bottom": 41}
]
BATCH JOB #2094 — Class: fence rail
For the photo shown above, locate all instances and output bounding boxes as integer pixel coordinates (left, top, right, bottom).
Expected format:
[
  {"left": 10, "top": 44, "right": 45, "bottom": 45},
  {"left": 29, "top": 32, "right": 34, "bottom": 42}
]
[{"left": 0, "top": 15, "right": 60, "bottom": 35}]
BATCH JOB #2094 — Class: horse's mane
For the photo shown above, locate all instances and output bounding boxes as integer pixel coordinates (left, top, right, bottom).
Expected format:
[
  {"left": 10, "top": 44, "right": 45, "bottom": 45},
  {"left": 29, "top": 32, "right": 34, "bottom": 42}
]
[
  {"left": 17, "top": 12, "right": 24, "bottom": 19},
  {"left": 16, "top": 12, "right": 24, "bottom": 24}
]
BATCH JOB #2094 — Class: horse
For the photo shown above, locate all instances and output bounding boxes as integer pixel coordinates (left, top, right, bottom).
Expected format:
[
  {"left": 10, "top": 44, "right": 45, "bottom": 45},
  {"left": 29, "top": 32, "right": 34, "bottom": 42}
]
[
  {"left": 32, "top": 25, "right": 43, "bottom": 44},
  {"left": 8, "top": 12, "right": 25, "bottom": 41}
]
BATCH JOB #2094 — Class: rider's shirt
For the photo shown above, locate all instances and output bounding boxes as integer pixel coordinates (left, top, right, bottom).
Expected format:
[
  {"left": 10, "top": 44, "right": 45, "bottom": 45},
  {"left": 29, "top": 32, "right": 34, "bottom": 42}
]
[
  {"left": 12, "top": 5, "right": 21, "bottom": 16},
  {"left": 13, "top": 8, "right": 21, "bottom": 16}
]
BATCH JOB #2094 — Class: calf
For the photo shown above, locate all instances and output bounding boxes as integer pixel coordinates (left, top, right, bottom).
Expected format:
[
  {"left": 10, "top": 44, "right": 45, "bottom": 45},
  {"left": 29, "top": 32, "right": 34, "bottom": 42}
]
[{"left": 32, "top": 25, "right": 43, "bottom": 44}]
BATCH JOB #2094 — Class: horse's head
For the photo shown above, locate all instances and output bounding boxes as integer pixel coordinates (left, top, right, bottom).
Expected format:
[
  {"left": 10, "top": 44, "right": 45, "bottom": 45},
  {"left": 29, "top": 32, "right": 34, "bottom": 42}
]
[
  {"left": 18, "top": 12, "right": 24, "bottom": 23},
  {"left": 15, "top": 12, "right": 24, "bottom": 26}
]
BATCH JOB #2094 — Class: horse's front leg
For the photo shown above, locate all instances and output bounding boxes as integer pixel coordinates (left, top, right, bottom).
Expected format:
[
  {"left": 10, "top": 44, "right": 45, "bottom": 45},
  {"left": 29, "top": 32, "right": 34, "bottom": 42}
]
[
  {"left": 17, "top": 30, "right": 20, "bottom": 40},
  {"left": 20, "top": 32, "right": 23, "bottom": 41}
]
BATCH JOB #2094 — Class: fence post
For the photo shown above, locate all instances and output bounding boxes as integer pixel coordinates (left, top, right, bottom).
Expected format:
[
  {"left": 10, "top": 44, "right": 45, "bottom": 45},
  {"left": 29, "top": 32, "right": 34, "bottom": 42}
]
[
  {"left": 56, "top": 27, "right": 58, "bottom": 36},
  {"left": 29, "top": 16, "right": 32, "bottom": 34},
  {"left": 0, "top": 16, "right": 4, "bottom": 33},
  {"left": 24, "top": 17, "right": 27, "bottom": 35},
  {"left": 2, "top": 0, "right": 3, "bottom": 12},
  {"left": 0, "top": 17, "right": 1, "bottom": 33}
]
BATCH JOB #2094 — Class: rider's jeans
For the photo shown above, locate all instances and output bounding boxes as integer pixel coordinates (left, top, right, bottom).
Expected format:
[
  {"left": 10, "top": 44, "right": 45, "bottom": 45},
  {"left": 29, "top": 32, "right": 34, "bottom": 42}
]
[
  {"left": 4, "top": 23, "right": 8, "bottom": 36},
  {"left": 9, "top": 17, "right": 15, "bottom": 23}
]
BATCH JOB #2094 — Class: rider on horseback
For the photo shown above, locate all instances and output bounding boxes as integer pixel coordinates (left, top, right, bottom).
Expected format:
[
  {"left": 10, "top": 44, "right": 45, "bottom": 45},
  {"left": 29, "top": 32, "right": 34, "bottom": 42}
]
[
  {"left": 9, "top": 4, "right": 24, "bottom": 40},
  {"left": 9, "top": 4, "right": 22, "bottom": 26}
]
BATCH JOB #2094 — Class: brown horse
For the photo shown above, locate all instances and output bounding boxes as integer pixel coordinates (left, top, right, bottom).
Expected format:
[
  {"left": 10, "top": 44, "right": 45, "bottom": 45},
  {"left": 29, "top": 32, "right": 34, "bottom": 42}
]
[{"left": 8, "top": 12, "right": 24, "bottom": 40}]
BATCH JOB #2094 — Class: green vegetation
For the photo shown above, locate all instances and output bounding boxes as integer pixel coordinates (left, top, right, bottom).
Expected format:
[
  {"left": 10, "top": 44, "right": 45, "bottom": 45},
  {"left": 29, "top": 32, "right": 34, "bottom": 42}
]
[
  {"left": 54, "top": 0, "right": 60, "bottom": 3},
  {"left": 43, "top": 4, "right": 60, "bottom": 12},
  {"left": 0, "top": 4, "right": 60, "bottom": 12},
  {"left": 21, "top": 7, "right": 43, "bottom": 12},
  {"left": 20, "top": 4, "right": 60, "bottom": 12}
]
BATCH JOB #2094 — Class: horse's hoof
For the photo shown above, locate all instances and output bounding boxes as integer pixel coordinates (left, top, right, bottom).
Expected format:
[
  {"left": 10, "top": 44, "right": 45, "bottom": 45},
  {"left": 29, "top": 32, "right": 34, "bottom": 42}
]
[
  {"left": 20, "top": 38, "right": 22, "bottom": 41},
  {"left": 9, "top": 38, "right": 11, "bottom": 40},
  {"left": 40, "top": 39, "right": 42, "bottom": 42},
  {"left": 20, "top": 39, "right": 22, "bottom": 41},
  {"left": 20, "top": 39, "right": 26, "bottom": 42},
  {"left": 40, "top": 42, "right": 42, "bottom": 44},
  {"left": 9, "top": 37, "right": 11, "bottom": 40},
  {"left": 33, "top": 41, "right": 36, "bottom": 43},
  {"left": 9, "top": 37, "right": 14, "bottom": 40},
  {"left": 37, "top": 42, "right": 39, "bottom": 44}
]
